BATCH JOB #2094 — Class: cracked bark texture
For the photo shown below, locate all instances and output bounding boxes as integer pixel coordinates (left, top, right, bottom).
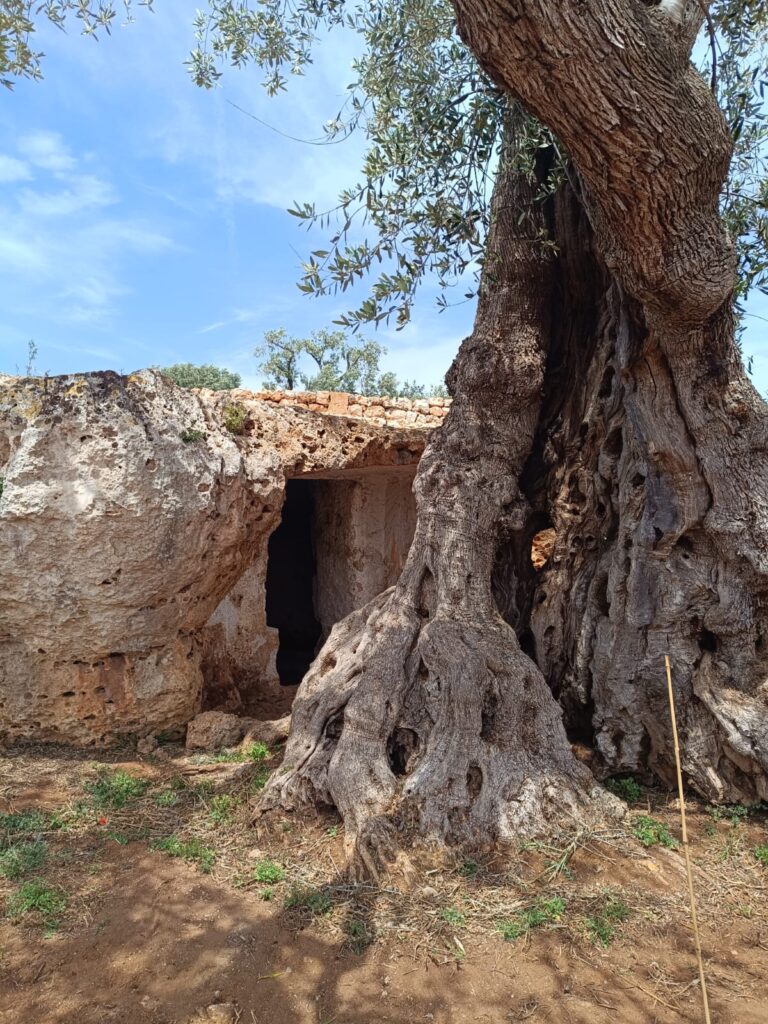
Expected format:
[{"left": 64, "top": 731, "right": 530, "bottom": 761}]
[
  {"left": 266, "top": 0, "right": 768, "bottom": 864},
  {"left": 451, "top": 0, "right": 768, "bottom": 801},
  {"left": 262, "top": 116, "right": 620, "bottom": 875}
]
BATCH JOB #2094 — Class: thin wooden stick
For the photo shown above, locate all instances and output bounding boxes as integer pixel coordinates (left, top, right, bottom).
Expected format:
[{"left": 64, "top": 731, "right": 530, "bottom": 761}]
[{"left": 665, "top": 654, "right": 712, "bottom": 1024}]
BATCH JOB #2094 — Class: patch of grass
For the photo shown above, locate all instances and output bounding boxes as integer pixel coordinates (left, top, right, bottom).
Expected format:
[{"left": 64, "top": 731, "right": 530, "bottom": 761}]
[
  {"left": 0, "top": 840, "right": 47, "bottom": 880},
  {"left": 210, "top": 748, "right": 245, "bottom": 764},
  {"left": 84, "top": 768, "right": 149, "bottom": 809},
  {"left": 441, "top": 907, "right": 466, "bottom": 927},
  {"left": 6, "top": 881, "right": 68, "bottom": 929},
  {"left": 284, "top": 884, "right": 333, "bottom": 916},
  {"left": 585, "top": 896, "right": 631, "bottom": 947},
  {"left": 252, "top": 859, "right": 285, "bottom": 884},
  {"left": 0, "top": 808, "right": 50, "bottom": 839},
  {"left": 153, "top": 789, "right": 179, "bottom": 808},
  {"left": 261, "top": 887, "right": 274, "bottom": 901},
  {"left": 223, "top": 404, "right": 247, "bottom": 435},
  {"left": 632, "top": 815, "right": 679, "bottom": 849},
  {"left": 151, "top": 836, "right": 215, "bottom": 873},
  {"left": 605, "top": 776, "right": 642, "bottom": 804},
  {"left": 345, "top": 917, "right": 373, "bottom": 953},
  {"left": 180, "top": 426, "right": 206, "bottom": 443},
  {"left": 708, "top": 804, "right": 752, "bottom": 826},
  {"left": 191, "top": 781, "right": 215, "bottom": 800},
  {"left": 250, "top": 767, "right": 271, "bottom": 792},
  {"left": 325, "top": 825, "right": 339, "bottom": 839},
  {"left": 207, "top": 795, "right": 236, "bottom": 825},
  {"left": 458, "top": 860, "right": 478, "bottom": 879},
  {"left": 246, "top": 742, "right": 270, "bottom": 762},
  {"left": 496, "top": 896, "right": 566, "bottom": 943},
  {"left": 754, "top": 844, "right": 768, "bottom": 866}
]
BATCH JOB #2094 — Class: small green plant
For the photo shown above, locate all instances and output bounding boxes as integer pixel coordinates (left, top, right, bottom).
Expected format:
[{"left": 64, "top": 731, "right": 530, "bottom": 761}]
[
  {"left": 246, "top": 742, "right": 270, "bottom": 762},
  {"left": 325, "top": 825, "right": 339, "bottom": 839},
  {"left": 0, "top": 840, "right": 47, "bottom": 880},
  {"left": 84, "top": 768, "right": 149, "bottom": 809},
  {"left": 754, "top": 844, "right": 768, "bottom": 866},
  {"left": 151, "top": 836, "right": 215, "bottom": 873},
  {"left": 284, "top": 884, "right": 333, "bottom": 916},
  {"left": 345, "top": 917, "right": 373, "bottom": 953},
  {"left": 180, "top": 426, "right": 206, "bottom": 443},
  {"left": 251, "top": 767, "right": 271, "bottom": 792},
  {"left": 441, "top": 907, "right": 466, "bottom": 927},
  {"left": 0, "top": 808, "right": 50, "bottom": 838},
  {"left": 261, "top": 887, "right": 274, "bottom": 901},
  {"left": 252, "top": 859, "right": 285, "bottom": 884},
  {"left": 207, "top": 795, "right": 236, "bottom": 826},
  {"left": 605, "top": 776, "right": 642, "bottom": 804},
  {"left": 210, "top": 748, "right": 245, "bottom": 763},
  {"left": 223, "top": 404, "right": 247, "bottom": 435},
  {"left": 458, "top": 859, "right": 478, "bottom": 878},
  {"left": 153, "top": 789, "right": 179, "bottom": 808},
  {"left": 584, "top": 896, "right": 631, "bottom": 947},
  {"left": 632, "top": 815, "right": 679, "bottom": 849},
  {"left": 708, "top": 804, "right": 751, "bottom": 826},
  {"left": 496, "top": 896, "right": 566, "bottom": 943},
  {"left": 6, "top": 880, "right": 68, "bottom": 929}
]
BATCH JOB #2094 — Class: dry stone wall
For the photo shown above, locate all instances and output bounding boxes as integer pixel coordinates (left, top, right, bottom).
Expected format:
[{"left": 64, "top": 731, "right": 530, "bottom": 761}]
[{"left": 237, "top": 389, "right": 451, "bottom": 429}]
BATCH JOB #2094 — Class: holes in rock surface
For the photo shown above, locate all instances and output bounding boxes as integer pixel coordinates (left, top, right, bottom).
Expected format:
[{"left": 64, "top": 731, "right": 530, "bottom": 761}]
[
  {"left": 387, "top": 728, "right": 420, "bottom": 776},
  {"left": 698, "top": 628, "right": 718, "bottom": 653},
  {"left": 531, "top": 528, "right": 556, "bottom": 570},
  {"left": 631, "top": 472, "right": 645, "bottom": 489},
  {"left": 265, "top": 480, "right": 323, "bottom": 686},
  {"left": 481, "top": 689, "right": 500, "bottom": 743}
]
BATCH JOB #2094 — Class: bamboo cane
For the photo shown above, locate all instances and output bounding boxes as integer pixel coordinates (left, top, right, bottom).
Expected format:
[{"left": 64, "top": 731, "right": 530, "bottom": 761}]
[{"left": 664, "top": 654, "right": 712, "bottom": 1024}]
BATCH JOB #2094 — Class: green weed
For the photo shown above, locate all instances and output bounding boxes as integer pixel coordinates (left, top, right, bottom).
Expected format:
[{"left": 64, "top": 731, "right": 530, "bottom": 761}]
[
  {"left": 605, "top": 777, "right": 642, "bottom": 804},
  {"left": 180, "top": 426, "right": 206, "bottom": 443},
  {"left": 458, "top": 860, "right": 478, "bottom": 878},
  {"left": 251, "top": 860, "right": 285, "bottom": 884},
  {"left": 84, "top": 768, "right": 149, "bottom": 809},
  {"left": 441, "top": 907, "right": 466, "bottom": 927},
  {"left": 246, "top": 742, "right": 270, "bottom": 762},
  {"left": 250, "top": 767, "right": 271, "bottom": 792},
  {"left": 284, "top": 884, "right": 332, "bottom": 916},
  {"left": 584, "top": 896, "right": 631, "bottom": 947},
  {"left": 708, "top": 804, "right": 752, "bottom": 826},
  {"left": 345, "top": 917, "right": 373, "bottom": 953},
  {"left": 632, "top": 815, "right": 679, "bottom": 849},
  {"left": 6, "top": 881, "right": 68, "bottom": 929},
  {"left": 0, "top": 840, "right": 47, "bottom": 880},
  {"left": 151, "top": 836, "right": 215, "bottom": 873},
  {"left": 223, "top": 404, "right": 247, "bottom": 435},
  {"left": 207, "top": 795, "right": 236, "bottom": 825},
  {"left": 0, "top": 809, "right": 50, "bottom": 839},
  {"left": 496, "top": 896, "right": 566, "bottom": 943},
  {"left": 210, "top": 748, "right": 245, "bottom": 764},
  {"left": 754, "top": 844, "right": 768, "bottom": 866},
  {"left": 153, "top": 789, "right": 179, "bottom": 808}
]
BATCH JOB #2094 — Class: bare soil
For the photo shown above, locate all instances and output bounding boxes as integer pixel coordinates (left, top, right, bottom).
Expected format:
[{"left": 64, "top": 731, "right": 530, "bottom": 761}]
[{"left": 1, "top": 742, "right": 766, "bottom": 1024}]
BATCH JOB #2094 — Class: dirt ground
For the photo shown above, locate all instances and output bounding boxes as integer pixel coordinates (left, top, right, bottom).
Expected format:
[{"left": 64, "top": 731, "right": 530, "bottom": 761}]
[{"left": 1, "top": 742, "right": 767, "bottom": 1024}]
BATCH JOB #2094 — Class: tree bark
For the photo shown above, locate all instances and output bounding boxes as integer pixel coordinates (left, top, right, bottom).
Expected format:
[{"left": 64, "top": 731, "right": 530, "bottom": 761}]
[
  {"left": 448, "top": 1, "right": 768, "bottom": 802},
  {"left": 261, "top": 113, "right": 618, "bottom": 875},
  {"left": 263, "top": 2, "right": 768, "bottom": 868}
]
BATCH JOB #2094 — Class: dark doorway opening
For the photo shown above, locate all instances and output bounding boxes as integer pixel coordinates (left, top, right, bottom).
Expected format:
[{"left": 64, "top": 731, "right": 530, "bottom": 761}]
[{"left": 265, "top": 479, "right": 322, "bottom": 686}]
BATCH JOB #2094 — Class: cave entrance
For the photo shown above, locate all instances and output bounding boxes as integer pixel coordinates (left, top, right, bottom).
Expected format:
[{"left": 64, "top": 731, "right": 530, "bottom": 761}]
[{"left": 265, "top": 479, "right": 323, "bottom": 686}]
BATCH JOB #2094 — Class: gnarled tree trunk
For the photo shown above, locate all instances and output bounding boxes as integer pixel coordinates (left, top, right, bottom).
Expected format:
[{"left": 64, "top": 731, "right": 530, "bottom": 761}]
[
  {"left": 262, "top": 0, "right": 768, "bottom": 869},
  {"left": 262, "top": 113, "right": 619, "bottom": 875}
]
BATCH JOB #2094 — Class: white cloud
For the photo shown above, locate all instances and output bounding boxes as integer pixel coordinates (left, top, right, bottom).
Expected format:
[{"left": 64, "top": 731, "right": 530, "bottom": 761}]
[
  {"left": 17, "top": 131, "right": 77, "bottom": 174},
  {"left": 17, "top": 174, "right": 115, "bottom": 218},
  {"left": 0, "top": 155, "right": 32, "bottom": 183}
]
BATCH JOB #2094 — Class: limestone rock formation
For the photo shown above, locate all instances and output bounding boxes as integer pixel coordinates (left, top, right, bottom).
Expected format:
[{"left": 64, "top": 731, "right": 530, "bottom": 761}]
[{"left": 0, "top": 370, "right": 429, "bottom": 745}]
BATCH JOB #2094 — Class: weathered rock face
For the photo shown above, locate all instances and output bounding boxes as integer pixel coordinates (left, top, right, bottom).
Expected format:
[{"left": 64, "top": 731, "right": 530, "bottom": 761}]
[{"left": 0, "top": 371, "right": 429, "bottom": 745}]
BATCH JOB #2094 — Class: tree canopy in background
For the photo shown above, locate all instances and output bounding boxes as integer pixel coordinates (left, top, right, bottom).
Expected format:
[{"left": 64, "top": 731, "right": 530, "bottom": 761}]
[
  {"left": 157, "top": 363, "right": 241, "bottom": 390},
  {"left": 1, "top": 1, "right": 766, "bottom": 332},
  {"left": 256, "top": 327, "right": 446, "bottom": 397}
]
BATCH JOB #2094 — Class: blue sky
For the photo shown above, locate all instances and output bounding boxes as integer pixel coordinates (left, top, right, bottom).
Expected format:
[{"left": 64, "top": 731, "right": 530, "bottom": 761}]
[{"left": 1, "top": 3, "right": 766, "bottom": 394}]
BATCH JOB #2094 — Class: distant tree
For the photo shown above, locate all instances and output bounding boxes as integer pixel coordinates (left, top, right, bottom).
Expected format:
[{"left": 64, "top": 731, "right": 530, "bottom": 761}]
[
  {"left": 157, "top": 363, "right": 241, "bottom": 391},
  {"left": 255, "top": 327, "right": 445, "bottom": 397},
  {"left": 254, "top": 329, "right": 302, "bottom": 390}
]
